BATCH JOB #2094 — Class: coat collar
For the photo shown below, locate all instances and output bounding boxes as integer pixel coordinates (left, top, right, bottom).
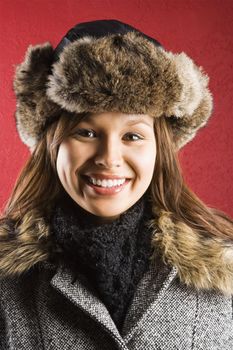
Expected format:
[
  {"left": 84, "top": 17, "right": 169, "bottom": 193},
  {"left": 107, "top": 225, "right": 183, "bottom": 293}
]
[
  {"left": 49, "top": 259, "right": 178, "bottom": 343},
  {"left": 1, "top": 207, "right": 233, "bottom": 296}
]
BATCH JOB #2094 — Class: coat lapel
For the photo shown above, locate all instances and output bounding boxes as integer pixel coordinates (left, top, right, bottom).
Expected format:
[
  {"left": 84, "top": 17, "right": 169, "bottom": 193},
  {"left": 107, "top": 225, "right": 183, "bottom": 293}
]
[
  {"left": 50, "top": 264, "right": 126, "bottom": 347},
  {"left": 121, "top": 258, "right": 178, "bottom": 339},
  {"left": 50, "top": 259, "right": 179, "bottom": 342}
]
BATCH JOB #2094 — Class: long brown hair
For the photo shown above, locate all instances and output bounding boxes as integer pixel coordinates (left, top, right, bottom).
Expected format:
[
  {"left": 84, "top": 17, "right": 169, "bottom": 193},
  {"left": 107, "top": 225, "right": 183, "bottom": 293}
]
[{"left": 1, "top": 113, "right": 233, "bottom": 240}]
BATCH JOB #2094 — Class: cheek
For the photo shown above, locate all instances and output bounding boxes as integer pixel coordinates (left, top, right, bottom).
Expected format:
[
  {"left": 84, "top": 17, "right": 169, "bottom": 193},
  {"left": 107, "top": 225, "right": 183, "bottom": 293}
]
[
  {"left": 56, "top": 144, "right": 76, "bottom": 176},
  {"left": 129, "top": 144, "right": 156, "bottom": 180},
  {"left": 124, "top": 143, "right": 156, "bottom": 188}
]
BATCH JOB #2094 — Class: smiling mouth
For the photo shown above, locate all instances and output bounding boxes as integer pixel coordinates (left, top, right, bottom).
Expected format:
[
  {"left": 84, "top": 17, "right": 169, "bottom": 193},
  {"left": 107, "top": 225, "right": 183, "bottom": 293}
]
[
  {"left": 81, "top": 175, "right": 127, "bottom": 188},
  {"left": 81, "top": 175, "right": 131, "bottom": 195}
]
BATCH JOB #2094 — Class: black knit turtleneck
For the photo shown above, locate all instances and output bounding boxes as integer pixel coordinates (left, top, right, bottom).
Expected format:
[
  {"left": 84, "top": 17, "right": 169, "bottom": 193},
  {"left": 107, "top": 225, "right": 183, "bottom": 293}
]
[{"left": 50, "top": 191, "right": 154, "bottom": 331}]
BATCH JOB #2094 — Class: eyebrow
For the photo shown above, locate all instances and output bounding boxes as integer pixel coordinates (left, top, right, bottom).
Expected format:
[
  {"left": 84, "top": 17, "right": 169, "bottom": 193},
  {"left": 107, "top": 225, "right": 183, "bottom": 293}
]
[
  {"left": 125, "top": 119, "right": 153, "bottom": 127},
  {"left": 83, "top": 115, "right": 153, "bottom": 128}
]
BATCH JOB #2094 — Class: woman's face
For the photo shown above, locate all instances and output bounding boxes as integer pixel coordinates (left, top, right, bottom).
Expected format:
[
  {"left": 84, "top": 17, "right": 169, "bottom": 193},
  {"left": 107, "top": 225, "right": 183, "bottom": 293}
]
[{"left": 56, "top": 112, "right": 156, "bottom": 223}]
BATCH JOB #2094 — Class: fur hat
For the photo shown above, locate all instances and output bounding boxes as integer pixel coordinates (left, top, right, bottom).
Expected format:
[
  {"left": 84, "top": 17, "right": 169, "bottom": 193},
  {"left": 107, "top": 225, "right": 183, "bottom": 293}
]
[{"left": 13, "top": 19, "right": 213, "bottom": 152}]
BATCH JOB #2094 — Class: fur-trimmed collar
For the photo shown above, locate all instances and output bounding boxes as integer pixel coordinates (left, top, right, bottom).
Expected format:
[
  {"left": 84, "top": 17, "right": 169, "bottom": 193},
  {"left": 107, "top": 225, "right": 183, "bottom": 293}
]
[{"left": 1, "top": 204, "right": 233, "bottom": 296}]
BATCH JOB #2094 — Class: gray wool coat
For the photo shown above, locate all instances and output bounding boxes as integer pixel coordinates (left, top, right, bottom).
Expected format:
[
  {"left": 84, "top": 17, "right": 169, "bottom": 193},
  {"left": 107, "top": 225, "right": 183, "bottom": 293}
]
[{"left": 1, "top": 211, "right": 233, "bottom": 349}]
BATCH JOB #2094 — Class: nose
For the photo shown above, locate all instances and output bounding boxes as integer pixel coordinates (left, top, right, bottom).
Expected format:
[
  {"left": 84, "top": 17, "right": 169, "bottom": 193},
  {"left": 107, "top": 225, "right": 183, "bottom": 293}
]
[{"left": 94, "top": 136, "right": 123, "bottom": 169}]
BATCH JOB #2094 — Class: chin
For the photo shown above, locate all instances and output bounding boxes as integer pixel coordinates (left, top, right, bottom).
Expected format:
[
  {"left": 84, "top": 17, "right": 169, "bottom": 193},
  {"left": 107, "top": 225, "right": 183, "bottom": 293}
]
[
  {"left": 88, "top": 206, "right": 125, "bottom": 219},
  {"left": 92, "top": 209, "right": 121, "bottom": 219}
]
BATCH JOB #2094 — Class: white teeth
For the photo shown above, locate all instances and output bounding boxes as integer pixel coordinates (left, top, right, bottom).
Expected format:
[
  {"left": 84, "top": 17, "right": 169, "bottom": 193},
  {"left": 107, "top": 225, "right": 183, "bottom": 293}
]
[
  {"left": 97, "top": 179, "right": 102, "bottom": 186},
  {"left": 89, "top": 177, "right": 126, "bottom": 187}
]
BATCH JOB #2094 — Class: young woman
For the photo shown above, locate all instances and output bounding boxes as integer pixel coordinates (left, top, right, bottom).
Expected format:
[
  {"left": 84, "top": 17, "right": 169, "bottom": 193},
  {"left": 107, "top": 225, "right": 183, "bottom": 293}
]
[{"left": 1, "top": 19, "right": 233, "bottom": 349}]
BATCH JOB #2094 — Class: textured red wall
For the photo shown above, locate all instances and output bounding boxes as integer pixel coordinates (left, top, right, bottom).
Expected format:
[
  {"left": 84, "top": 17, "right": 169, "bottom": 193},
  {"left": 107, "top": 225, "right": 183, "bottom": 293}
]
[{"left": 0, "top": 0, "right": 233, "bottom": 217}]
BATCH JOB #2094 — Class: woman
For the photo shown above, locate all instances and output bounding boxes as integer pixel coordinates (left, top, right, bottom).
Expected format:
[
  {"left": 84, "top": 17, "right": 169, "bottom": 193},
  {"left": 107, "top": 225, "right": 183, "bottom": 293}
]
[{"left": 1, "top": 19, "right": 233, "bottom": 349}]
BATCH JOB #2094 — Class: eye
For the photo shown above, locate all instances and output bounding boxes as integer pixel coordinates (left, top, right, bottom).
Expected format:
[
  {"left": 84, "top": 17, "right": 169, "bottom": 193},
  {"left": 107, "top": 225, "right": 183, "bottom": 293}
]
[
  {"left": 123, "top": 133, "right": 143, "bottom": 141},
  {"left": 73, "top": 129, "right": 143, "bottom": 141},
  {"left": 73, "top": 129, "right": 96, "bottom": 138}
]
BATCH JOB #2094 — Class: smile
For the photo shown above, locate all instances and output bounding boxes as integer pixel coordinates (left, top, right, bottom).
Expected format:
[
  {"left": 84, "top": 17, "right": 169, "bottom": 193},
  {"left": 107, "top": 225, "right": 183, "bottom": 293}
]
[
  {"left": 88, "top": 177, "right": 126, "bottom": 188},
  {"left": 82, "top": 175, "right": 130, "bottom": 195}
]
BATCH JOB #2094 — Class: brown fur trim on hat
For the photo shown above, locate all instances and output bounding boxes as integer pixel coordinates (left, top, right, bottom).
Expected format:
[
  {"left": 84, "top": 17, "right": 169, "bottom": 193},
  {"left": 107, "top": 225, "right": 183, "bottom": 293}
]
[
  {"left": 13, "top": 42, "right": 61, "bottom": 150},
  {"left": 14, "top": 31, "right": 213, "bottom": 150}
]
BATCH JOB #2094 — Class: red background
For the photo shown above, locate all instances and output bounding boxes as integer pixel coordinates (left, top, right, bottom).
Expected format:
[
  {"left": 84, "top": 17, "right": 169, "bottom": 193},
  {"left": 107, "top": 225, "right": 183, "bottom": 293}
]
[{"left": 0, "top": 0, "right": 233, "bottom": 217}]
